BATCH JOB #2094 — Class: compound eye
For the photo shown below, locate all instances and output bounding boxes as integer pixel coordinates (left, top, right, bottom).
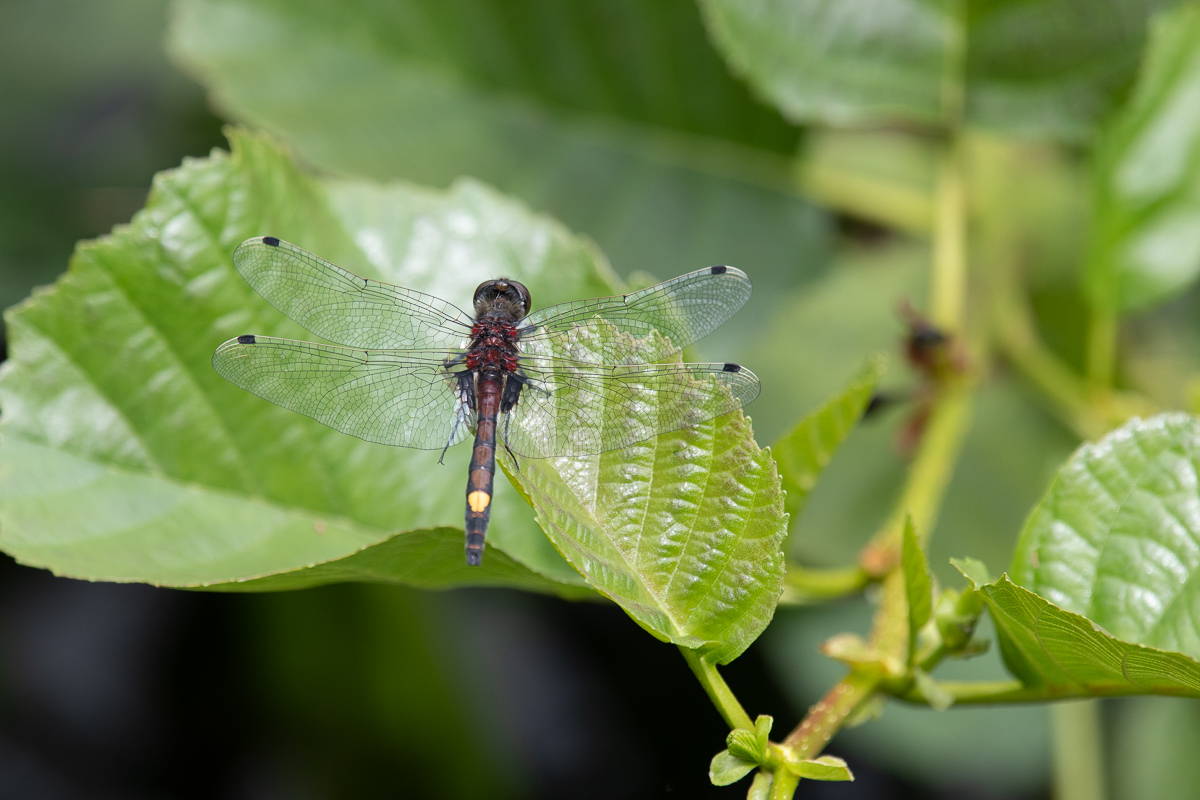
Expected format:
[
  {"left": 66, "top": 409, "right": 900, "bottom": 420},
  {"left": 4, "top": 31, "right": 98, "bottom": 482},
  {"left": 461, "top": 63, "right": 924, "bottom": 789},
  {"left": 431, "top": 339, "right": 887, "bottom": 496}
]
[
  {"left": 472, "top": 281, "right": 494, "bottom": 306},
  {"left": 512, "top": 281, "right": 532, "bottom": 314}
]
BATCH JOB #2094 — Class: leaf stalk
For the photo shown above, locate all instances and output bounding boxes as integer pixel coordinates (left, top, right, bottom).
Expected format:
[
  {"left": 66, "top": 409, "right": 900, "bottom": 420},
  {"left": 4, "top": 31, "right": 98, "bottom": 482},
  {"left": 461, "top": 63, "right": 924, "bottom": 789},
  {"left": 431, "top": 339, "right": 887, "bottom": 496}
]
[{"left": 680, "top": 647, "right": 754, "bottom": 731}]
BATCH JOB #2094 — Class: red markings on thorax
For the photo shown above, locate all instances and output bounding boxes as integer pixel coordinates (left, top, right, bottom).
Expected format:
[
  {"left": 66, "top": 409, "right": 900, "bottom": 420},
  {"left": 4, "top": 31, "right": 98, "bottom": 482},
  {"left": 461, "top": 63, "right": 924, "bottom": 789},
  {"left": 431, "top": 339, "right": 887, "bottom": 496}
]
[{"left": 465, "top": 318, "right": 520, "bottom": 373}]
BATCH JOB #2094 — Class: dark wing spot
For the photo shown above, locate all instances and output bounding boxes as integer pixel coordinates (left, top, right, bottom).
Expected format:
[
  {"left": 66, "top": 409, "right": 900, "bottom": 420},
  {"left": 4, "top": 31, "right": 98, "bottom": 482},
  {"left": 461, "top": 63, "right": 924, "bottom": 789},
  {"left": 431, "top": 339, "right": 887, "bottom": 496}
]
[
  {"left": 711, "top": 265, "right": 728, "bottom": 275},
  {"left": 237, "top": 334, "right": 257, "bottom": 344},
  {"left": 723, "top": 363, "right": 741, "bottom": 373},
  {"left": 262, "top": 236, "right": 280, "bottom": 247}
]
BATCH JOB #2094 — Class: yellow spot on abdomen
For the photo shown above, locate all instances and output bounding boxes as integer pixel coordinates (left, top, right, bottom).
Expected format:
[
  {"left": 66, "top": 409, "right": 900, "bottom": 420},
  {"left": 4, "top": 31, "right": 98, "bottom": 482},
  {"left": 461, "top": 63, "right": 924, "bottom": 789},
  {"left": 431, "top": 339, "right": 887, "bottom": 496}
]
[{"left": 467, "top": 491, "right": 491, "bottom": 512}]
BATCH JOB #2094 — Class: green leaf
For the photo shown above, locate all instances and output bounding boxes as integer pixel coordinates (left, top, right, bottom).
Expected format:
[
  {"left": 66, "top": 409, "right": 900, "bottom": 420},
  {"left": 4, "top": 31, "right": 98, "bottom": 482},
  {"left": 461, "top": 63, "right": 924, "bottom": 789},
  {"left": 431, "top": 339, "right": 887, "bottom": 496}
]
[
  {"left": 958, "top": 570, "right": 1200, "bottom": 698},
  {"left": 0, "top": 128, "right": 632, "bottom": 590},
  {"left": 771, "top": 358, "right": 882, "bottom": 521},
  {"left": 754, "top": 714, "right": 774, "bottom": 750},
  {"left": 167, "top": 0, "right": 830, "bottom": 329},
  {"left": 725, "top": 716, "right": 773, "bottom": 764},
  {"left": 790, "top": 754, "right": 854, "bottom": 782},
  {"left": 699, "top": 0, "right": 950, "bottom": 129},
  {"left": 950, "top": 557, "right": 992, "bottom": 588},
  {"left": 207, "top": 527, "right": 595, "bottom": 595},
  {"left": 502, "top": 377, "right": 786, "bottom": 664},
  {"left": 0, "top": 436, "right": 577, "bottom": 594},
  {"left": 710, "top": 749, "right": 758, "bottom": 786},
  {"left": 934, "top": 585, "right": 986, "bottom": 654},
  {"left": 698, "top": 0, "right": 1174, "bottom": 141},
  {"left": 913, "top": 669, "right": 954, "bottom": 711},
  {"left": 903, "top": 515, "right": 934, "bottom": 662},
  {"left": 1087, "top": 4, "right": 1200, "bottom": 313},
  {"left": 1012, "top": 413, "right": 1200, "bottom": 658},
  {"left": 819, "top": 633, "right": 905, "bottom": 678},
  {"left": 727, "top": 729, "right": 764, "bottom": 763}
]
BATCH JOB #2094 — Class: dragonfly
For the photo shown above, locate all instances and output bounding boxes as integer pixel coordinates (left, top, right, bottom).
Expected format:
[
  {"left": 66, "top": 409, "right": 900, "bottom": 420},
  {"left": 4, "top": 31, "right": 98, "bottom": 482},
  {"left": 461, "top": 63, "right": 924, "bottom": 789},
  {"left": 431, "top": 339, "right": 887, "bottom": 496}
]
[{"left": 213, "top": 236, "right": 759, "bottom": 566}]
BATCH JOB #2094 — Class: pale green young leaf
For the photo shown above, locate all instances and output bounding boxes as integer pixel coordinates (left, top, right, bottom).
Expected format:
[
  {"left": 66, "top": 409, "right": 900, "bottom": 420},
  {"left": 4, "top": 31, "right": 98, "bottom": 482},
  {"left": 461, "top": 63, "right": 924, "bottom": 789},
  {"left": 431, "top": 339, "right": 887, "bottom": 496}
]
[
  {"left": 913, "top": 670, "right": 954, "bottom": 711},
  {"left": 903, "top": 515, "right": 933, "bottom": 662},
  {"left": 771, "top": 358, "right": 882, "bottom": 521},
  {"left": 754, "top": 714, "right": 774, "bottom": 750},
  {"left": 791, "top": 755, "right": 854, "bottom": 782},
  {"left": 710, "top": 749, "right": 758, "bottom": 786},
  {"left": 727, "top": 729, "right": 764, "bottom": 763}
]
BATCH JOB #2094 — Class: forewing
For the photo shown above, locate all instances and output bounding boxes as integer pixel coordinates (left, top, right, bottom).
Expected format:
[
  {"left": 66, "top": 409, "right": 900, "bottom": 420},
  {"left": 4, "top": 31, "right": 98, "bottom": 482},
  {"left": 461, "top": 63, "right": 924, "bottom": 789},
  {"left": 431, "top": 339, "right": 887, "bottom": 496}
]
[
  {"left": 213, "top": 336, "right": 472, "bottom": 450},
  {"left": 503, "top": 360, "right": 760, "bottom": 458},
  {"left": 234, "top": 237, "right": 474, "bottom": 349},
  {"left": 519, "top": 266, "right": 752, "bottom": 364}
]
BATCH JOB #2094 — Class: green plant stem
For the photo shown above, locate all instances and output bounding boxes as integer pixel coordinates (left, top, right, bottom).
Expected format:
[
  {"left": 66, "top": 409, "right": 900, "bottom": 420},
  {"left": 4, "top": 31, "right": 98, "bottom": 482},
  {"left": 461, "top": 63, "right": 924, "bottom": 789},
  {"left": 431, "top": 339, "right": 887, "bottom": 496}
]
[
  {"left": 931, "top": 0, "right": 967, "bottom": 327},
  {"left": 1087, "top": 307, "right": 1118, "bottom": 393},
  {"left": 897, "top": 678, "right": 1029, "bottom": 704},
  {"left": 900, "top": 676, "right": 1200, "bottom": 705},
  {"left": 778, "top": 10, "right": 976, "bottom": 781},
  {"left": 782, "top": 671, "right": 880, "bottom": 758},
  {"left": 861, "top": 378, "right": 973, "bottom": 572},
  {"left": 991, "top": 269, "right": 1107, "bottom": 440},
  {"left": 680, "top": 647, "right": 754, "bottom": 731},
  {"left": 781, "top": 564, "right": 871, "bottom": 603},
  {"left": 1053, "top": 701, "right": 1108, "bottom": 800},
  {"left": 770, "top": 767, "right": 801, "bottom": 800},
  {"left": 931, "top": 137, "right": 967, "bottom": 329},
  {"left": 990, "top": 244, "right": 1157, "bottom": 441}
]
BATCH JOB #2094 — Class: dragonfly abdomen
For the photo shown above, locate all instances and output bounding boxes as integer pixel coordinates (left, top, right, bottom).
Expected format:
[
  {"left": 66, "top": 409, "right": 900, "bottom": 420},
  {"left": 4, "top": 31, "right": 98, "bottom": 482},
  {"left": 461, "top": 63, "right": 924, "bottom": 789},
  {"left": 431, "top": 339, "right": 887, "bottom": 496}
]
[{"left": 465, "top": 373, "right": 505, "bottom": 566}]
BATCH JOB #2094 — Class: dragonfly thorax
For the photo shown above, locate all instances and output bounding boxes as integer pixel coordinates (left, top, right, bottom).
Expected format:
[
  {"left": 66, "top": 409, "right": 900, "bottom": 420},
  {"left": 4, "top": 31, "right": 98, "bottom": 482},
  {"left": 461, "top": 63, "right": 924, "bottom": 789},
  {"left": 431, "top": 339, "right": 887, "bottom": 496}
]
[{"left": 465, "top": 317, "right": 521, "bottom": 374}]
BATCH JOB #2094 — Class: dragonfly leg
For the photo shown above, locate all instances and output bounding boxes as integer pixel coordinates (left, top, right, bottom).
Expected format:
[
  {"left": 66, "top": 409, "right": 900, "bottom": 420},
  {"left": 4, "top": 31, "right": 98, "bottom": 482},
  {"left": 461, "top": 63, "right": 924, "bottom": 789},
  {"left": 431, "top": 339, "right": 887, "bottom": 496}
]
[
  {"left": 501, "top": 412, "right": 520, "bottom": 474},
  {"left": 496, "top": 374, "right": 525, "bottom": 472}
]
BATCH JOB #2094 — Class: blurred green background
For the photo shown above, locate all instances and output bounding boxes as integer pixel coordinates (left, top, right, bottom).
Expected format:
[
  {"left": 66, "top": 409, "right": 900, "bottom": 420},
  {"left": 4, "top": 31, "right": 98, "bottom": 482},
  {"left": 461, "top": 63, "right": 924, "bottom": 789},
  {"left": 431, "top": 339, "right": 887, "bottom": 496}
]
[{"left": 5, "top": 0, "right": 1200, "bottom": 798}]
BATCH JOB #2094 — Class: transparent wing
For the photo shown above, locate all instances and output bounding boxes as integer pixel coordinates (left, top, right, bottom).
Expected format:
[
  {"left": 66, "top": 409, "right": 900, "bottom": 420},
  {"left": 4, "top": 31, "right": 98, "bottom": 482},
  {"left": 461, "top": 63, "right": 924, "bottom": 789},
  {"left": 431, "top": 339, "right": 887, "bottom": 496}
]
[
  {"left": 234, "top": 237, "right": 475, "bottom": 350},
  {"left": 213, "top": 335, "right": 473, "bottom": 450},
  {"left": 502, "top": 360, "right": 760, "bottom": 458},
  {"left": 519, "top": 266, "right": 751, "bottom": 364}
]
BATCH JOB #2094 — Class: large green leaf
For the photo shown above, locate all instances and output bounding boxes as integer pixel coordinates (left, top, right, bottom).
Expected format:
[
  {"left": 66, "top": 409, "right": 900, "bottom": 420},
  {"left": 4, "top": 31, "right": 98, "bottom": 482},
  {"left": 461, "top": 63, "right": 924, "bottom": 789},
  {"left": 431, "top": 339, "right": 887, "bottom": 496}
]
[
  {"left": 0, "top": 128, "right": 631, "bottom": 591},
  {"left": 1087, "top": 5, "right": 1200, "bottom": 313},
  {"left": 504, "top": 370, "right": 786, "bottom": 664},
  {"left": 166, "top": 0, "right": 831, "bottom": 344},
  {"left": 698, "top": 0, "right": 1177, "bottom": 141},
  {"left": 209, "top": 527, "right": 594, "bottom": 595},
  {"left": 1012, "top": 413, "right": 1200, "bottom": 658},
  {"left": 960, "top": 569, "right": 1200, "bottom": 698}
]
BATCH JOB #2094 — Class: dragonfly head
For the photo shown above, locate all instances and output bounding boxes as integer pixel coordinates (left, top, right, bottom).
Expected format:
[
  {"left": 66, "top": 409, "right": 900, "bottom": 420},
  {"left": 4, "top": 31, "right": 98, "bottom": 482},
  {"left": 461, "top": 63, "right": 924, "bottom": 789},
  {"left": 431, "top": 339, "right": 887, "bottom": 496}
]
[{"left": 473, "top": 278, "right": 532, "bottom": 321}]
